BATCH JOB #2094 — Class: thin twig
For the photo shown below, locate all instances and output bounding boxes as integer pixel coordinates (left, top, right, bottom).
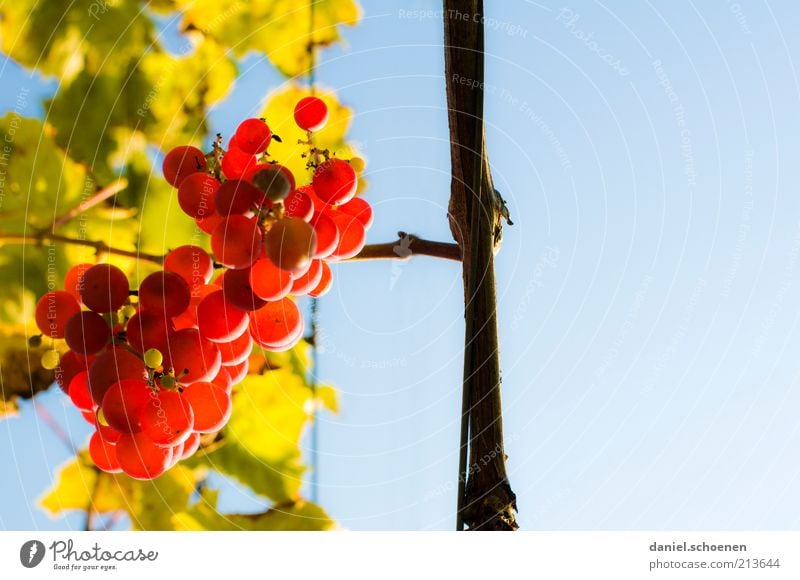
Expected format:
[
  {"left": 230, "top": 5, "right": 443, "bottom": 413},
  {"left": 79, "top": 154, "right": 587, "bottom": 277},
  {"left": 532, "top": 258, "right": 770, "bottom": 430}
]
[
  {"left": 0, "top": 232, "right": 165, "bottom": 265},
  {"left": 49, "top": 178, "right": 128, "bottom": 232},
  {"left": 347, "top": 233, "right": 461, "bottom": 262}
]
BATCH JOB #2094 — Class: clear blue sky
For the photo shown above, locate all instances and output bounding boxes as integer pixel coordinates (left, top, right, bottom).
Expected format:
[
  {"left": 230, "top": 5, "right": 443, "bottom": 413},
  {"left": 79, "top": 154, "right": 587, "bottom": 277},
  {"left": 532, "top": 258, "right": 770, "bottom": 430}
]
[{"left": 3, "top": 0, "right": 800, "bottom": 531}]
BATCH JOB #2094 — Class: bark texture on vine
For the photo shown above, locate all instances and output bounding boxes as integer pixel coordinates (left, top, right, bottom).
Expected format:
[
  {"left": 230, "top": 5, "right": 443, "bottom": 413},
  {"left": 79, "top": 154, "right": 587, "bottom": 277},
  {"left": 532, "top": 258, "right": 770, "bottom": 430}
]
[{"left": 444, "top": 0, "right": 517, "bottom": 530}]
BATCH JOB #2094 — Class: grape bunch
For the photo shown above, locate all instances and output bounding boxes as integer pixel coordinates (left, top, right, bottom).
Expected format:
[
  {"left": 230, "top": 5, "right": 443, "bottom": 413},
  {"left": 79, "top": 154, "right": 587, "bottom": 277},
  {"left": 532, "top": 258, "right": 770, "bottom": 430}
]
[{"left": 31, "top": 96, "right": 372, "bottom": 480}]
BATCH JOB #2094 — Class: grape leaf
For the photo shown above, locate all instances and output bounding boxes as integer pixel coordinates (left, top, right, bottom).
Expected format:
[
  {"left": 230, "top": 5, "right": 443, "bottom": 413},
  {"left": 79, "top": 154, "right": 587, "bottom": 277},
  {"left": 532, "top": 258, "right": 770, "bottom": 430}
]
[
  {"left": 0, "top": 114, "right": 90, "bottom": 232},
  {"left": 172, "top": 488, "right": 335, "bottom": 531},
  {"left": 192, "top": 369, "right": 313, "bottom": 502},
  {"left": 173, "top": 0, "right": 360, "bottom": 78},
  {"left": 40, "top": 453, "right": 198, "bottom": 530},
  {"left": 0, "top": 0, "right": 155, "bottom": 83},
  {"left": 261, "top": 84, "right": 356, "bottom": 185}
]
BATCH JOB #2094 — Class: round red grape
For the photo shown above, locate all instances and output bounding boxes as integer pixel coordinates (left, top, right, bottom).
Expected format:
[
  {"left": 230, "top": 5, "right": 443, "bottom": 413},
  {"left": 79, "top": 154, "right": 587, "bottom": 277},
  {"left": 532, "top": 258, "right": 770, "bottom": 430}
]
[
  {"left": 264, "top": 217, "right": 317, "bottom": 274},
  {"left": 35, "top": 291, "right": 81, "bottom": 339},
  {"left": 64, "top": 311, "right": 110, "bottom": 356},
  {"left": 139, "top": 271, "right": 191, "bottom": 316},
  {"left": 309, "top": 261, "right": 333, "bottom": 298},
  {"left": 141, "top": 390, "right": 194, "bottom": 447},
  {"left": 88, "top": 348, "right": 148, "bottom": 405},
  {"left": 312, "top": 158, "right": 356, "bottom": 205},
  {"left": 249, "top": 255, "right": 293, "bottom": 301},
  {"left": 197, "top": 289, "right": 249, "bottom": 343},
  {"left": 101, "top": 379, "right": 151, "bottom": 434},
  {"left": 80, "top": 264, "right": 129, "bottom": 313},
  {"left": 64, "top": 263, "right": 92, "bottom": 304},
  {"left": 214, "top": 179, "right": 260, "bottom": 216},
  {"left": 290, "top": 259, "right": 323, "bottom": 296},
  {"left": 163, "top": 145, "right": 207, "bottom": 188},
  {"left": 89, "top": 431, "right": 121, "bottom": 473},
  {"left": 211, "top": 215, "right": 262, "bottom": 269},
  {"left": 183, "top": 382, "right": 232, "bottom": 433},
  {"left": 164, "top": 245, "right": 214, "bottom": 287},
  {"left": 310, "top": 211, "right": 340, "bottom": 259},
  {"left": 294, "top": 96, "right": 329, "bottom": 131},
  {"left": 249, "top": 298, "right": 302, "bottom": 348},
  {"left": 163, "top": 328, "right": 221, "bottom": 384},
  {"left": 284, "top": 187, "right": 315, "bottom": 221},
  {"left": 234, "top": 118, "right": 272, "bottom": 155},
  {"left": 117, "top": 431, "right": 173, "bottom": 480},
  {"left": 177, "top": 172, "right": 220, "bottom": 219}
]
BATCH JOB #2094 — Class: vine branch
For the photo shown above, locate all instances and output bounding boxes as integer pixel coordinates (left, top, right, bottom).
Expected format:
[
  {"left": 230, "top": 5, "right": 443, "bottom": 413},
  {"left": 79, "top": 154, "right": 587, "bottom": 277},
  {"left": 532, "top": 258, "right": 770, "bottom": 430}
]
[
  {"left": 0, "top": 232, "right": 165, "bottom": 265},
  {"left": 346, "top": 233, "right": 461, "bottom": 262},
  {"left": 445, "top": 0, "right": 517, "bottom": 530},
  {"left": 48, "top": 178, "right": 128, "bottom": 232},
  {"left": 0, "top": 232, "right": 457, "bottom": 266}
]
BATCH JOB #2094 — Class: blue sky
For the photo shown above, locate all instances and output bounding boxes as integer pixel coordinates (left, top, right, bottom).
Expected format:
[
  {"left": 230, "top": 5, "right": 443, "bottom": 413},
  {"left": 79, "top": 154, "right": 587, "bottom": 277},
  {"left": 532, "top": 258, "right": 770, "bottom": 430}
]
[{"left": 3, "top": 0, "right": 800, "bottom": 531}]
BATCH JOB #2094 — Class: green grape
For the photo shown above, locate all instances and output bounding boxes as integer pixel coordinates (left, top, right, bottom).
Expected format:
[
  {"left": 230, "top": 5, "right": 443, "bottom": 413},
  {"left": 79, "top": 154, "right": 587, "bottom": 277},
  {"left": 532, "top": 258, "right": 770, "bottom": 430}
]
[
  {"left": 144, "top": 348, "right": 163, "bottom": 369},
  {"left": 41, "top": 350, "right": 60, "bottom": 370}
]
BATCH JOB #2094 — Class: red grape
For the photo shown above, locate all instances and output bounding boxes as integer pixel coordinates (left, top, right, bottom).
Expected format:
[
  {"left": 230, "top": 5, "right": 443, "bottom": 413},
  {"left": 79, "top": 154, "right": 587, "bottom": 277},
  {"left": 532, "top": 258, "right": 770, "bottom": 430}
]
[
  {"left": 211, "top": 215, "right": 262, "bottom": 269},
  {"left": 214, "top": 179, "right": 260, "bottom": 216},
  {"left": 64, "top": 311, "right": 110, "bottom": 356},
  {"left": 249, "top": 255, "right": 293, "bottom": 301},
  {"left": 162, "top": 328, "right": 221, "bottom": 384},
  {"left": 117, "top": 431, "right": 173, "bottom": 480},
  {"left": 195, "top": 211, "right": 224, "bottom": 235},
  {"left": 64, "top": 263, "right": 92, "bottom": 304},
  {"left": 68, "top": 371, "right": 94, "bottom": 411},
  {"left": 219, "top": 330, "right": 253, "bottom": 367},
  {"left": 197, "top": 289, "right": 249, "bottom": 343},
  {"left": 101, "top": 379, "right": 151, "bottom": 434},
  {"left": 180, "top": 432, "right": 201, "bottom": 459},
  {"left": 211, "top": 365, "right": 233, "bottom": 393},
  {"left": 183, "top": 382, "right": 232, "bottom": 433},
  {"left": 141, "top": 390, "right": 194, "bottom": 447},
  {"left": 164, "top": 245, "right": 214, "bottom": 287},
  {"left": 294, "top": 96, "right": 329, "bottom": 131},
  {"left": 139, "top": 271, "right": 191, "bottom": 316},
  {"left": 88, "top": 348, "right": 148, "bottom": 405},
  {"left": 163, "top": 145, "right": 207, "bottom": 188},
  {"left": 309, "top": 261, "right": 333, "bottom": 298},
  {"left": 79, "top": 264, "right": 129, "bottom": 314},
  {"left": 177, "top": 172, "right": 220, "bottom": 219},
  {"left": 264, "top": 217, "right": 317, "bottom": 274},
  {"left": 226, "top": 359, "right": 249, "bottom": 384},
  {"left": 328, "top": 212, "right": 366, "bottom": 260},
  {"left": 310, "top": 211, "right": 340, "bottom": 259},
  {"left": 126, "top": 310, "right": 173, "bottom": 354},
  {"left": 35, "top": 291, "right": 81, "bottom": 339},
  {"left": 89, "top": 431, "right": 121, "bottom": 473},
  {"left": 284, "top": 187, "right": 315, "bottom": 221},
  {"left": 337, "top": 196, "right": 373, "bottom": 229},
  {"left": 221, "top": 145, "right": 257, "bottom": 180},
  {"left": 290, "top": 259, "right": 323, "bottom": 296},
  {"left": 312, "top": 158, "right": 356, "bottom": 205},
  {"left": 234, "top": 118, "right": 272, "bottom": 155},
  {"left": 55, "top": 351, "right": 93, "bottom": 393},
  {"left": 249, "top": 298, "right": 302, "bottom": 348},
  {"left": 220, "top": 267, "right": 266, "bottom": 311},
  {"left": 171, "top": 284, "right": 217, "bottom": 331}
]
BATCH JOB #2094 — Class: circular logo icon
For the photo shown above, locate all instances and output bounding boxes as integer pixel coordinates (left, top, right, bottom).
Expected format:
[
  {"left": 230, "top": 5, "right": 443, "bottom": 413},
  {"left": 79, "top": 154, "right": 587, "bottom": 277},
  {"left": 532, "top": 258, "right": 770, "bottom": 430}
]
[{"left": 20, "top": 540, "right": 46, "bottom": 568}]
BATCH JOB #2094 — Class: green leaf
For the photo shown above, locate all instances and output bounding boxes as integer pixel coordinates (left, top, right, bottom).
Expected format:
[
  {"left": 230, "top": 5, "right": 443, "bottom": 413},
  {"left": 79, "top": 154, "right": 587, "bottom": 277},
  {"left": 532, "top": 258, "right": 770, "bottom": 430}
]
[
  {"left": 0, "top": 0, "right": 155, "bottom": 83},
  {"left": 0, "top": 114, "right": 90, "bottom": 232}
]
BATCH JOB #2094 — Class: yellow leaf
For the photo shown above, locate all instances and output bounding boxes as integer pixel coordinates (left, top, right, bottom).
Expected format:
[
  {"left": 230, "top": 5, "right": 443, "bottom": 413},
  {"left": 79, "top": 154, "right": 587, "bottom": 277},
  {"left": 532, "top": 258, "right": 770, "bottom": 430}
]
[
  {"left": 40, "top": 453, "right": 199, "bottom": 530},
  {"left": 175, "top": 0, "right": 360, "bottom": 78},
  {"left": 261, "top": 84, "right": 355, "bottom": 184}
]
